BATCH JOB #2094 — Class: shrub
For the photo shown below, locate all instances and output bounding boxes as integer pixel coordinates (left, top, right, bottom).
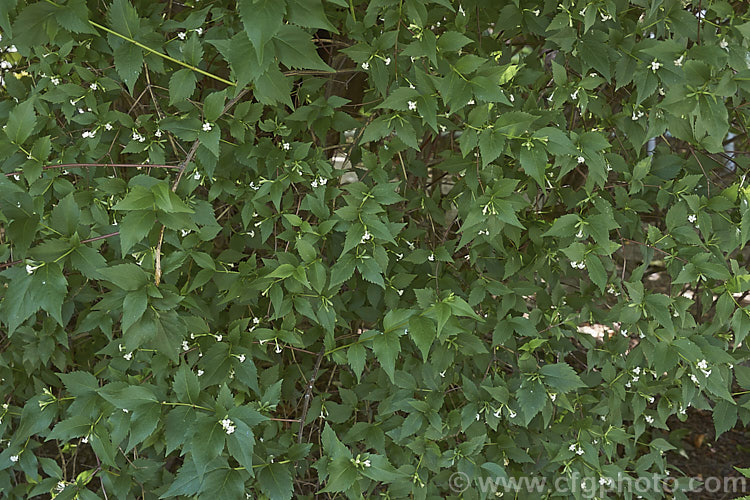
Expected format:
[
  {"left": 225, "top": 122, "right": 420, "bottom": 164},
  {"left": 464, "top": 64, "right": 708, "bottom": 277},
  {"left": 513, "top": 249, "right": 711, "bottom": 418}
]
[{"left": 0, "top": 0, "right": 749, "bottom": 498}]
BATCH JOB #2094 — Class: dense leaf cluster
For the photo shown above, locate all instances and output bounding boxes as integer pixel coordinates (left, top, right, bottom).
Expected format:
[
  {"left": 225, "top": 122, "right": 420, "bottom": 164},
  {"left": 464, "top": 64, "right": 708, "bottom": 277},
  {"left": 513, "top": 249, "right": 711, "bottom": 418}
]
[{"left": 0, "top": 0, "right": 749, "bottom": 498}]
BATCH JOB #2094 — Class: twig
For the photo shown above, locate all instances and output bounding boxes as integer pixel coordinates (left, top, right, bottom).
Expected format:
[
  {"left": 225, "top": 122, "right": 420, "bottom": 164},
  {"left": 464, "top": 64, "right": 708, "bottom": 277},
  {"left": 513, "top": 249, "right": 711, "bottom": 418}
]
[
  {"left": 0, "top": 232, "right": 120, "bottom": 269},
  {"left": 297, "top": 346, "right": 325, "bottom": 444},
  {"left": 4, "top": 163, "right": 180, "bottom": 178},
  {"left": 154, "top": 87, "right": 251, "bottom": 285}
]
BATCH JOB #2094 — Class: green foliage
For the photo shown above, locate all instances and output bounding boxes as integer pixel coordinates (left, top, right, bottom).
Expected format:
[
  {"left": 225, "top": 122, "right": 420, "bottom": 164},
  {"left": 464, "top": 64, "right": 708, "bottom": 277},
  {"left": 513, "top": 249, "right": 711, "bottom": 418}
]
[{"left": 0, "top": 0, "right": 750, "bottom": 498}]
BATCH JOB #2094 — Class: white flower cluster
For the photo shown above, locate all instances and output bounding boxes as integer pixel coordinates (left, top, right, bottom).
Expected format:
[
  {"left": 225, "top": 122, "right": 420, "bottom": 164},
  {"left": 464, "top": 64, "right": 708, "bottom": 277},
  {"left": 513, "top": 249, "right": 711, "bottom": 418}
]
[
  {"left": 311, "top": 177, "right": 328, "bottom": 188},
  {"left": 81, "top": 130, "right": 96, "bottom": 139},
  {"left": 688, "top": 214, "right": 699, "bottom": 228},
  {"left": 361, "top": 230, "right": 372, "bottom": 244},
  {"left": 625, "top": 367, "right": 651, "bottom": 388},
  {"left": 220, "top": 417, "right": 236, "bottom": 435},
  {"left": 645, "top": 415, "right": 654, "bottom": 424},
  {"left": 650, "top": 60, "right": 661, "bottom": 72},
  {"left": 570, "top": 260, "right": 586, "bottom": 270},
  {"left": 351, "top": 455, "right": 371, "bottom": 468},
  {"left": 632, "top": 109, "right": 645, "bottom": 121},
  {"left": 132, "top": 132, "right": 145, "bottom": 143},
  {"left": 202, "top": 122, "right": 212, "bottom": 132},
  {"left": 361, "top": 61, "right": 370, "bottom": 70},
  {"left": 697, "top": 359, "right": 711, "bottom": 377},
  {"left": 568, "top": 443, "right": 584, "bottom": 456},
  {"left": 182, "top": 340, "right": 190, "bottom": 352}
]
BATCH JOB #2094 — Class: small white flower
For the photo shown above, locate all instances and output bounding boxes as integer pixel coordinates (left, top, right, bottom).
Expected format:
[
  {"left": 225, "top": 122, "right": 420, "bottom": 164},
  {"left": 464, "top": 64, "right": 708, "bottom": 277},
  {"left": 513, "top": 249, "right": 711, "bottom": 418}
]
[
  {"left": 10, "top": 455, "right": 18, "bottom": 463},
  {"left": 475, "top": 413, "right": 480, "bottom": 421},
  {"left": 579, "top": 8, "right": 586, "bottom": 16},
  {"left": 118, "top": 344, "right": 125, "bottom": 352},
  {"left": 238, "top": 354, "right": 246, "bottom": 363},
  {"left": 78, "top": 108, "right": 85, "bottom": 114},
  {"left": 132, "top": 132, "right": 145, "bottom": 143},
  {"left": 220, "top": 418, "right": 236, "bottom": 435},
  {"left": 648, "top": 396, "right": 655, "bottom": 403},
  {"left": 467, "top": 99, "right": 475, "bottom": 106},
  {"left": 363, "top": 459, "right": 371, "bottom": 467},
  {"left": 550, "top": 393, "right": 557, "bottom": 402},
  {"left": 202, "top": 122, "right": 212, "bottom": 132},
  {"left": 194, "top": 27, "right": 203, "bottom": 36},
  {"left": 633, "top": 367, "right": 641, "bottom": 375},
  {"left": 215, "top": 334, "right": 222, "bottom": 342},
  {"left": 569, "top": 444, "right": 577, "bottom": 452},
  {"left": 81, "top": 435, "right": 88, "bottom": 444},
  {"left": 690, "top": 373, "right": 699, "bottom": 385},
  {"left": 576, "top": 229, "right": 584, "bottom": 238},
  {"left": 361, "top": 230, "right": 372, "bottom": 244},
  {"left": 0, "top": 61, "right": 11, "bottom": 70},
  {"left": 509, "top": 94, "right": 515, "bottom": 102},
  {"left": 12, "top": 173, "right": 18, "bottom": 181},
  {"left": 89, "top": 83, "right": 98, "bottom": 91},
  {"left": 7, "top": 46, "right": 16, "bottom": 53},
  {"left": 384, "top": 57, "right": 391, "bottom": 66},
  {"left": 50, "top": 76, "right": 60, "bottom": 85},
  {"left": 439, "top": 370, "right": 446, "bottom": 378},
  {"left": 651, "top": 60, "right": 661, "bottom": 72},
  {"left": 56, "top": 481, "right": 66, "bottom": 492},
  {"left": 674, "top": 54, "right": 684, "bottom": 67},
  {"left": 197, "top": 369, "right": 204, "bottom": 376},
  {"left": 428, "top": 253, "right": 435, "bottom": 262},
  {"left": 570, "top": 89, "right": 579, "bottom": 100},
  {"left": 282, "top": 142, "right": 290, "bottom": 150},
  {"left": 193, "top": 171, "right": 201, "bottom": 181},
  {"left": 182, "top": 340, "right": 190, "bottom": 351},
  {"left": 397, "top": 289, "right": 404, "bottom": 296},
  {"left": 508, "top": 410, "right": 517, "bottom": 418},
  {"left": 625, "top": 381, "right": 631, "bottom": 388},
  {"left": 632, "top": 376, "right": 639, "bottom": 382},
  {"left": 532, "top": 9, "right": 540, "bottom": 16},
  {"left": 177, "top": 31, "right": 186, "bottom": 40},
  {"left": 104, "top": 123, "right": 113, "bottom": 131},
  {"left": 122, "top": 408, "right": 129, "bottom": 413},
  {"left": 575, "top": 446, "right": 584, "bottom": 455},
  {"left": 720, "top": 39, "right": 729, "bottom": 49},
  {"left": 154, "top": 129, "right": 162, "bottom": 138},
  {"left": 275, "top": 343, "right": 283, "bottom": 354},
  {"left": 601, "top": 13, "right": 612, "bottom": 22},
  {"left": 679, "top": 406, "right": 687, "bottom": 415},
  {"left": 577, "top": 155, "right": 585, "bottom": 164},
  {"left": 645, "top": 415, "right": 654, "bottom": 424},
  {"left": 632, "top": 110, "right": 645, "bottom": 120},
  {"left": 123, "top": 352, "right": 133, "bottom": 361},
  {"left": 361, "top": 61, "right": 370, "bottom": 70},
  {"left": 409, "top": 83, "right": 416, "bottom": 90},
  {"left": 688, "top": 214, "right": 697, "bottom": 224},
  {"left": 408, "top": 100, "right": 417, "bottom": 111}
]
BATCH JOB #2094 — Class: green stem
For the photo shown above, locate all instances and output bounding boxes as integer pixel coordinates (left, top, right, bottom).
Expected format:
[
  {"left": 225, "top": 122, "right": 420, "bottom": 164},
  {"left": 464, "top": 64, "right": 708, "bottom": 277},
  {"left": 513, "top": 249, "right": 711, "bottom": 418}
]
[{"left": 87, "top": 20, "right": 236, "bottom": 87}]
